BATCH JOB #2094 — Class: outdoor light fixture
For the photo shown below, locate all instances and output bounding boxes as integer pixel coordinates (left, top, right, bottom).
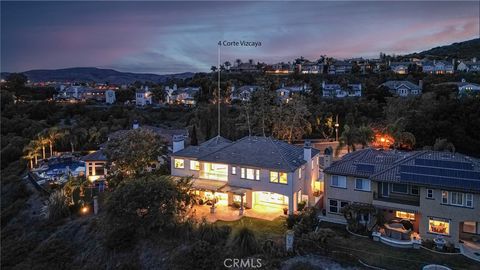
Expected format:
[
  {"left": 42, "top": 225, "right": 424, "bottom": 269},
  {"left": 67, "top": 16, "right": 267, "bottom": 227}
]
[{"left": 81, "top": 206, "right": 89, "bottom": 214}]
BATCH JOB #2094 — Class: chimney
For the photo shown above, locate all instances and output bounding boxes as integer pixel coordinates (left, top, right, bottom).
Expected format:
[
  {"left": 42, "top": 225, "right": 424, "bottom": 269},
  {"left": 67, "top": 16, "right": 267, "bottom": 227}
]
[
  {"left": 419, "top": 80, "right": 423, "bottom": 90},
  {"left": 173, "top": 135, "right": 185, "bottom": 153},
  {"left": 323, "top": 147, "right": 333, "bottom": 168},
  {"left": 173, "top": 84, "right": 177, "bottom": 91},
  {"left": 473, "top": 57, "right": 477, "bottom": 63},
  {"left": 132, "top": 120, "right": 140, "bottom": 130},
  {"left": 304, "top": 140, "right": 312, "bottom": 161}
]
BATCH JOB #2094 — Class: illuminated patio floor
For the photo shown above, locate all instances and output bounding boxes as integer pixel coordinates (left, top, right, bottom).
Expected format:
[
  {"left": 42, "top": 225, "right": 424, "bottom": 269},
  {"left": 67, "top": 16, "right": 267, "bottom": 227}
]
[{"left": 189, "top": 203, "right": 284, "bottom": 222}]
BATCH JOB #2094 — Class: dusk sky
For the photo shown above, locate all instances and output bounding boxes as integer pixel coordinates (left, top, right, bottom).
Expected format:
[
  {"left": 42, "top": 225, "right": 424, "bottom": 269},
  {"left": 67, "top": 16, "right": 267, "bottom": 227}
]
[{"left": 1, "top": 1, "right": 479, "bottom": 74}]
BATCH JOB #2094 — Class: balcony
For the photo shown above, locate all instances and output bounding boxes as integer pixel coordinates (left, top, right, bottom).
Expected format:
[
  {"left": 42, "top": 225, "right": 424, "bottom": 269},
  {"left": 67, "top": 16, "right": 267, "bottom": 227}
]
[
  {"left": 373, "top": 192, "right": 420, "bottom": 212},
  {"left": 199, "top": 171, "right": 228, "bottom": 181}
]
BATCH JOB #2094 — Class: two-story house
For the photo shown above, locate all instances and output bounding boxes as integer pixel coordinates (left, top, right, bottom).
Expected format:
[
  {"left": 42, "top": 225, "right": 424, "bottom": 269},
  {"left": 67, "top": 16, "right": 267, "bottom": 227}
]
[
  {"left": 390, "top": 62, "right": 411, "bottom": 74},
  {"left": 323, "top": 149, "right": 480, "bottom": 248},
  {"left": 230, "top": 85, "right": 261, "bottom": 102},
  {"left": 170, "top": 136, "right": 321, "bottom": 215},
  {"left": 136, "top": 87, "right": 152, "bottom": 106},
  {"left": 381, "top": 80, "right": 422, "bottom": 96},
  {"left": 322, "top": 82, "right": 362, "bottom": 98},
  {"left": 422, "top": 60, "right": 454, "bottom": 74}
]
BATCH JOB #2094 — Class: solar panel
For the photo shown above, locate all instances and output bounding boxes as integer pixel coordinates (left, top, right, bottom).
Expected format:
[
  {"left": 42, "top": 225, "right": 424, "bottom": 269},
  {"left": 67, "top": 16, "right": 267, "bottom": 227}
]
[
  {"left": 400, "top": 165, "right": 480, "bottom": 180},
  {"left": 400, "top": 172, "right": 480, "bottom": 192},
  {"left": 414, "top": 158, "right": 473, "bottom": 170},
  {"left": 356, "top": 163, "right": 375, "bottom": 173}
]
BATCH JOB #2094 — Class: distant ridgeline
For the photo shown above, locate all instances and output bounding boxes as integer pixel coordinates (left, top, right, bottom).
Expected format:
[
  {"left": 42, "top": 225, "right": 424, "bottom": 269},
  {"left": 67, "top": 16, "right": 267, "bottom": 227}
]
[{"left": 0, "top": 67, "right": 194, "bottom": 84}]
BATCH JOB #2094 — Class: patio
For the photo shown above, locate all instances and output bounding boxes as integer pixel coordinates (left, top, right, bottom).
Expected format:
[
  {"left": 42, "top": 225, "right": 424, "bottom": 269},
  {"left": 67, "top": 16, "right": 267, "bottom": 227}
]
[
  {"left": 188, "top": 202, "right": 284, "bottom": 222},
  {"left": 459, "top": 239, "right": 480, "bottom": 262}
]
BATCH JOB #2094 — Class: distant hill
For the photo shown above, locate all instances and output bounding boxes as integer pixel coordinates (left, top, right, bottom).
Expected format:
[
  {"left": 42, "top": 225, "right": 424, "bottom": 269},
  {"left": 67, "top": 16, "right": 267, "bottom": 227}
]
[
  {"left": 405, "top": 38, "right": 480, "bottom": 59},
  {"left": 1, "top": 67, "right": 194, "bottom": 84}
]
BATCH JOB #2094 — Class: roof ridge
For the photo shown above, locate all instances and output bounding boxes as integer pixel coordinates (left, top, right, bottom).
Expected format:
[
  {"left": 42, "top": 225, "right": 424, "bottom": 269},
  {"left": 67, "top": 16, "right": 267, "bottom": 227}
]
[
  {"left": 370, "top": 150, "right": 425, "bottom": 179},
  {"left": 199, "top": 136, "right": 245, "bottom": 159},
  {"left": 269, "top": 137, "right": 298, "bottom": 172}
]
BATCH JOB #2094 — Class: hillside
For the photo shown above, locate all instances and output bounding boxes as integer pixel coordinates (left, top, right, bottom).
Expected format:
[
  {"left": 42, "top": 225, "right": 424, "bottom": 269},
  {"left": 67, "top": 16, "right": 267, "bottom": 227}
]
[
  {"left": 406, "top": 38, "right": 480, "bottom": 59},
  {"left": 1, "top": 67, "right": 194, "bottom": 84}
]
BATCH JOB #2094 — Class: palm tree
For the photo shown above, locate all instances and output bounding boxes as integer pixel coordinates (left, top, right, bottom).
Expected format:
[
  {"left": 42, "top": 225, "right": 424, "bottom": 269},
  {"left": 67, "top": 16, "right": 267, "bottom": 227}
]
[
  {"left": 235, "top": 59, "right": 242, "bottom": 66},
  {"left": 45, "top": 127, "right": 63, "bottom": 157},
  {"left": 337, "top": 124, "right": 358, "bottom": 154},
  {"left": 210, "top": 66, "right": 217, "bottom": 73},
  {"left": 24, "top": 140, "right": 41, "bottom": 167},
  {"left": 37, "top": 135, "right": 49, "bottom": 159},
  {"left": 224, "top": 61, "right": 231, "bottom": 70},
  {"left": 357, "top": 125, "right": 374, "bottom": 149}
]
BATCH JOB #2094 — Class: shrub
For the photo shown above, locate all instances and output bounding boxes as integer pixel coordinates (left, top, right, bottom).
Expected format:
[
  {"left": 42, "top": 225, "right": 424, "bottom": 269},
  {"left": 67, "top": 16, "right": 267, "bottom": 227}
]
[
  {"left": 170, "top": 240, "right": 223, "bottom": 270},
  {"left": 197, "top": 221, "right": 231, "bottom": 245},
  {"left": 286, "top": 214, "right": 299, "bottom": 229},
  {"left": 46, "top": 190, "right": 70, "bottom": 221},
  {"left": 297, "top": 200, "right": 307, "bottom": 211},
  {"left": 230, "top": 227, "right": 258, "bottom": 256},
  {"left": 287, "top": 261, "right": 317, "bottom": 270},
  {"left": 27, "top": 238, "right": 74, "bottom": 270},
  {"left": 423, "top": 239, "right": 434, "bottom": 249}
]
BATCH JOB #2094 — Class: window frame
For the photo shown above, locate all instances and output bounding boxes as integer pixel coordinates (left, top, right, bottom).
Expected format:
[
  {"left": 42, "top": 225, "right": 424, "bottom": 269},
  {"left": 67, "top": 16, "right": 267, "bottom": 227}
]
[
  {"left": 355, "top": 178, "right": 371, "bottom": 192},
  {"left": 428, "top": 217, "right": 450, "bottom": 236},
  {"left": 330, "top": 175, "right": 347, "bottom": 188},
  {"left": 466, "top": 193, "right": 473, "bottom": 208},
  {"left": 174, "top": 158, "right": 185, "bottom": 169},
  {"left": 426, "top": 189, "right": 434, "bottom": 199},
  {"left": 189, "top": 160, "right": 200, "bottom": 171},
  {"left": 270, "top": 171, "right": 288, "bottom": 185},
  {"left": 391, "top": 183, "right": 408, "bottom": 194},
  {"left": 231, "top": 166, "right": 237, "bottom": 175}
]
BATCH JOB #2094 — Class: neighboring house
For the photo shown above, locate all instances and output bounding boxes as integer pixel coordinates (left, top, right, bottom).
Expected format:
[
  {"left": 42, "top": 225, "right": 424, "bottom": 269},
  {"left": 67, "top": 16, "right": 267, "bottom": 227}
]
[
  {"left": 136, "top": 87, "right": 153, "bottom": 106},
  {"left": 276, "top": 84, "right": 311, "bottom": 102},
  {"left": 438, "top": 79, "right": 480, "bottom": 96},
  {"left": 266, "top": 62, "right": 293, "bottom": 74},
  {"left": 81, "top": 150, "right": 108, "bottom": 182},
  {"left": 84, "top": 89, "right": 106, "bottom": 101},
  {"left": 390, "top": 62, "right": 411, "bottom": 74},
  {"left": 422, "top": 60, "right": 454, "bottom": 74},
  {"left": 328, "top": 61, "right": 352, "bottom": 75},
  {"left": 166, "top": 86, "right": 200, "bottom": 106},
  {"left": 457, "top": 58, "right": 480, "bottom": 73},
  {"left": 56, "top": 85, "right": 90, "bottom": 100},
  {"left": 170, "top": 136, "right": 321, "bottom": 214},
  {"left": 322, "top": 82, "right": 362, "bottom": 98},
  {"left": 230, "top": 62, "right": 259, "bottom": 73},
  {"left": 381, "top": 80, "right": 422, "bottom": 96},
  {"left": 105, "top": 89, "right": 116, "bottom": 104},
  {"left": 231, "top": 85, "right": 261, "bottom": 102},
  {"left": 323, "top": 149, "right": 480, "bottom": 248},
  {"left": 301, "top": 62, "right": 324, "bottom": 74}
]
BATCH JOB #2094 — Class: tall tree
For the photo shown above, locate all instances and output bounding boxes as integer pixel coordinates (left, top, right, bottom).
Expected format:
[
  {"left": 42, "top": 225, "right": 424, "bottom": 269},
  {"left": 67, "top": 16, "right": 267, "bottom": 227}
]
[
  {"left": 190, "top": 125, "right": 198, "bottom": 146},
  {"left": 357, "top": 125, "right": 374, "bottom": 149}
]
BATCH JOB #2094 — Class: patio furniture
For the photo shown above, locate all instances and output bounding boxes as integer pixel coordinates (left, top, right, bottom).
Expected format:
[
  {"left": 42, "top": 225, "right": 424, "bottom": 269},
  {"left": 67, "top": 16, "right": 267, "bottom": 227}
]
[{"left": 433, "top": 236, "right": 446, "bottom": 250}]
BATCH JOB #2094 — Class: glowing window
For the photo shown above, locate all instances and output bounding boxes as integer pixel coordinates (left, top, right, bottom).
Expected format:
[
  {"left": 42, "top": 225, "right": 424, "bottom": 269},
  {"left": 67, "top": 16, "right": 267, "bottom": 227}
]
[
  {"left": 395, "top": 211, "right": 415, "bottom": 220},
  {"left": 231, "top": 166, "right": 236, "bottom": 175},
  {"left": 189, "top": 160, "right": 199, "bottom": 171},
  {"left": 270, "top": 171, "right": 287, "bottom": 184},
  {"left": 174, "top": 159, "right": 184, "bottom": 169},
  {"left": 429, "top": 218, "right": 450, "bottom": 235}
]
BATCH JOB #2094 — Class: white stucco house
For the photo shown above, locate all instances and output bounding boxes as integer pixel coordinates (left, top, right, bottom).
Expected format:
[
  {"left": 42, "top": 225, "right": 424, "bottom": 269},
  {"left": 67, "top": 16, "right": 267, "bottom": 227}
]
[
  {"left": 136, "top": 86, "right": 153, "bottom": 106},
  {"left": 170, "top": 136, "right": 323, "bottom": 215}
]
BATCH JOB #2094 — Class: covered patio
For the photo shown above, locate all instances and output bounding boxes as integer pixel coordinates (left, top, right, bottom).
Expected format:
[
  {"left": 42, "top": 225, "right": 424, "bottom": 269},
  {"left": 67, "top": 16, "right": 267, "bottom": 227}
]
[{"left": 186, "top": 179, "right": 284, "bottom": 222}]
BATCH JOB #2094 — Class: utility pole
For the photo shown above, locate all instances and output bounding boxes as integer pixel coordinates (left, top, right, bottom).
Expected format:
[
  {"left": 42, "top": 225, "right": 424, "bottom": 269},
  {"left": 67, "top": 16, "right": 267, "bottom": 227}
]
[{"left": 217, "top": 44, "right": 221, "bottom": 136}]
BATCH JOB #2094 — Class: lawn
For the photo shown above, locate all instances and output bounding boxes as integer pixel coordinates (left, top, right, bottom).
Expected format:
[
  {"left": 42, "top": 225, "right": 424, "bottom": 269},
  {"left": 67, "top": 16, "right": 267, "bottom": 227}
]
[
  {"left": 318, "top": 222, "right": 479, "bottom": 270},
  {"left": 215, "top": 217, "right": 479, "bottom": 269},
  {"left": 215, "top": 216, "right": 287, "bottom": 241}
]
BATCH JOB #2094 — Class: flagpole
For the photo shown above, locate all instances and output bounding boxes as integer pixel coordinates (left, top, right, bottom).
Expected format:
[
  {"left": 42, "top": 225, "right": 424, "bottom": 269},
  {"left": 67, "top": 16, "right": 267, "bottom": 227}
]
[{"left": 217, "top": 44, "right": 221, "bottom": 136}]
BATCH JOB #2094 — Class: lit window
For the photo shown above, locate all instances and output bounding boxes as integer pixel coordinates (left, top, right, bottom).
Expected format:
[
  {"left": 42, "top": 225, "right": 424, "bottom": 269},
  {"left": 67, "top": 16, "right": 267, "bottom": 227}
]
[
  {"left": 429, "top": 218, "right": 450, "bottom": 235},
  {"left": 395, "top": 211, "right": 415, "bottom": 220},
  {"left": 427, "top": 189, "right": 434, "bottom": 199},
  {"left": 355, "top": 178, "right": 371, "bottom": 191},
  {"left": 241, "top": 168, "right": 245, "bottom": 178},
  {"left": 299, "top": 168, "right": 302, "bottom": 178},
  {"left": 174, "top": 159, "right": 184, "bottom": 169},
  {"left": 270, "top": 171, "right": 279, "bottom": 183},
  {"left": 246, "top": 168, "right": 255, "bottom": 180},
  {"left": 190, "top": 160, "right": 199, "bottom": 171},
  {"left": 279, "top": 172, "right": 287, "bottom": 184},
  {"left": 232, "top": 166, "right": 236, "bottom": 175},
  {"left": 442, "top": 191, "right": 448, "bottom": 204},
  {"left": 331, "top": 175, "right": 346, "bottom": 188},
  {"left": 255, "top": 169, "right": 260, "bottom": 180}
]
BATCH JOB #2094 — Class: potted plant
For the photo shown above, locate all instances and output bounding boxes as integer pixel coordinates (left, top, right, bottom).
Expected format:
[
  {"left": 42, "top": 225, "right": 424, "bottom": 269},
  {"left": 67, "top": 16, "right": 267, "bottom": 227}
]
[{"left": 283, "top": 207, "right": 288, "bottom": 215}]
